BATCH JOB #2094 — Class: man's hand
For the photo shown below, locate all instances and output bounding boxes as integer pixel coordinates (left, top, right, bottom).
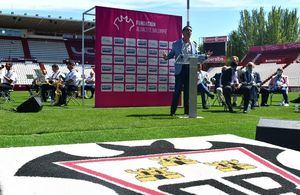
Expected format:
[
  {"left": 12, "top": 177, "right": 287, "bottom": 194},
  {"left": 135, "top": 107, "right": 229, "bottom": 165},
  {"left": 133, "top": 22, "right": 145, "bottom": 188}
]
[
  {"left": 232, "top": 83, "right": 241, "bottom": 90},
  {"left": 162, "top": 52, "right": 168, "bottom": 60}
]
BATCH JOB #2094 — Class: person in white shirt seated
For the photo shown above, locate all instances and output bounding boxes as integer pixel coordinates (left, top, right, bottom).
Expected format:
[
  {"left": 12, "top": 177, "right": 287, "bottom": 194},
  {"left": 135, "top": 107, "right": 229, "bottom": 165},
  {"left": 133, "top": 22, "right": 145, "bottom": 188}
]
[
  {"left": 58, "top": 60, "right": 80, "bottom": 106},
  {"left": 83, "top": 71, "right": 95, "bottom": 98},
  {"left": 0, "top": 62, "right": 17, "bottom": 97},
  {"left": 40, "top": 64, "right": 65, "bottom": 102},
  {"left": 260, "top": 67, "right": 289, "bottom": 106},
  {"left": 197, "top": 64, "right": 214, "bottom": 109}
]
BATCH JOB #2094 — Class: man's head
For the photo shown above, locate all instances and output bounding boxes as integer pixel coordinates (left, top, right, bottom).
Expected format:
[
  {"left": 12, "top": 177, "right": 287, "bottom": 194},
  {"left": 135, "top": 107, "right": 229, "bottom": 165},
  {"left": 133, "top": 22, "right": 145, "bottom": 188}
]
[
  {"left": 230, "top": 56, "right": 239, "bottom": 70},
  {"left": 246, "top": 62, "right": 255, "bottom": 72},
  {"left": 276, "top": 68, "right": 283, "bottom": 76},
  {"left": 221, "top": 66, "right": 227, "bottom": 73},
  {"left": 182, "top": 25, "right": 192, "bottom": 40},
  {"left": 52, "top": 64, "right": 59, "bottom": 72},
  {"left": 66, "top": 60, "right": 75, "bottom": 70},
  {"left": 231, "top": 56, "right": 239, "bottom": 64},
  {"left": 5, "top": 62, "right": 12, "bottom": 70}
]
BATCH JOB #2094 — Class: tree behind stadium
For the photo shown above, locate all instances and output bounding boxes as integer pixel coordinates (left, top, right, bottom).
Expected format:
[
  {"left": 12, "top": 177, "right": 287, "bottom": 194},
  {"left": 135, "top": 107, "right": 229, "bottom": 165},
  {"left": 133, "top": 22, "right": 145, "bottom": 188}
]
[{"left": 227, "top": 7, "right": 300, "bottom": 60}]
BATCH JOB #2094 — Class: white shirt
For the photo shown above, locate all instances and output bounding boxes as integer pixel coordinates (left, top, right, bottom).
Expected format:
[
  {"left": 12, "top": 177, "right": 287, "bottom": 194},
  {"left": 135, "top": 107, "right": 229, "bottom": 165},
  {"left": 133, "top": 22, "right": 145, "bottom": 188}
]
[
  {"left": 65, "top": 69, "right": 80, "bottom": 86},
  {"left": 49, "top": 71, "right": 65, "bottom": 81},
  {"left": 182, "top": 42, "right": 192, "bottom": 55},
  {"left": 231, "top": 69, "right": 239, "bottom": 85},
  {"left": 85, "top": 75, "right": 95, "bottom": 87},
  {"left": 1, "top": 69, "right": 17, "bottom": 85},
  {"left": 197, "top": 70, "right": 208, "bottom": 85}
]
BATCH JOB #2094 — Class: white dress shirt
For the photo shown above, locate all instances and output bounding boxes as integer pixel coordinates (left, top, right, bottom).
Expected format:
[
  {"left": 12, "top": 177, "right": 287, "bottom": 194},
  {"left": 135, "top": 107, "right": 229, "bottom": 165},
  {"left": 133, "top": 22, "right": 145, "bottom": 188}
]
[
  {"left": 1, "top": 69, "right": 17, "bottom": 85},
  {"left": 65, "top": 69, "right": 80, "bottom": 86}
]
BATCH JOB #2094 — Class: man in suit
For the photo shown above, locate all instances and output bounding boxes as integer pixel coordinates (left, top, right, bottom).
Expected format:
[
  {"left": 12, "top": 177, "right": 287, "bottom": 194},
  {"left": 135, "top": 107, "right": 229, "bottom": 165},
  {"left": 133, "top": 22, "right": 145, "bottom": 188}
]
[
  {"left": 260, "top": 67, "right": 289, "bottom": 106},
  {"left": 163, "top": 25, "right": 209, "bottom": 116},
  {"left": 221, "top": 56, "right": 251, "bottom": 113},
  {"left": 241, "top": 62, "right": 261, "bottom": 109}
]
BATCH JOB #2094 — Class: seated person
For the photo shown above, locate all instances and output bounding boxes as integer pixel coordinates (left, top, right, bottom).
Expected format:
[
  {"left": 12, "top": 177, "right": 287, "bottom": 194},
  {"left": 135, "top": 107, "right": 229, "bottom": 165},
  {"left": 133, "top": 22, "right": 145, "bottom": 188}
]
[
  {"left": 28, "top": 78, "right": 40, "bottom": 96},
  {"left": 240, "top": 62, "right": 261, "bottom": 109},
  {"left": 40, "top": 64, "right": 65, "bottom": 102},
  {"left": 221, "top": 56, "right": 251, "bottom": 113},
  {"left": 83, "top": 71, "right": 95, "bottom": 98},
  {"left": 260, "top": 67, "right": 289, "bottom": 106},
  {"left": 28, "top": 69, "right": 49, "bottom": 96},
  {"left": 0, "top": 62, "right": 17, "bottom": 97},
  {"left": 210, "top": 66, "right": 227, "bottom": 105},
  {"left": 56, "top": 60, "right": 80, "bottom": 106},
  {"left": 197, "top": 63, "right": 214, "bottom": 109}
]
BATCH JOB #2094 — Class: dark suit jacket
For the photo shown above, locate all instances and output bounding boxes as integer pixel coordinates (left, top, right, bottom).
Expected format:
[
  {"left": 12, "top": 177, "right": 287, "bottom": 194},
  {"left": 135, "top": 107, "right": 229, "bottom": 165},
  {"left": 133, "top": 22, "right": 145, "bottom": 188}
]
[
  {"left": 221, "top": 67, "right": 235, "bottom": 87},
  {"left": 241, "top": 71, "right": 261, "bottom": 86},
  {"left": 212, "top": 72, "right": 222, "bottom": 88}
]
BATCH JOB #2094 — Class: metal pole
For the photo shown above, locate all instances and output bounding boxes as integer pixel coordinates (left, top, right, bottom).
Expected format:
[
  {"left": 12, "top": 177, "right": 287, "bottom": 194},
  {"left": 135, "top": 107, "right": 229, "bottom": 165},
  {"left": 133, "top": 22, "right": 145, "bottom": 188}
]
[
  {"left": 187, "top": 0, "right": 190, "bottom": 26},
  {"left": 81, "top": 12, "right": 85, "bottom": 104}
]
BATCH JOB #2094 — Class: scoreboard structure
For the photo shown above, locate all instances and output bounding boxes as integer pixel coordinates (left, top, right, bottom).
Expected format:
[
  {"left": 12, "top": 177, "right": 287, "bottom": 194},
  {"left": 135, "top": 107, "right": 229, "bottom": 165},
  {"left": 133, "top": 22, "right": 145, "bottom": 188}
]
[{"left": 203, "top": 36, "right": 227, "bottom": 64}]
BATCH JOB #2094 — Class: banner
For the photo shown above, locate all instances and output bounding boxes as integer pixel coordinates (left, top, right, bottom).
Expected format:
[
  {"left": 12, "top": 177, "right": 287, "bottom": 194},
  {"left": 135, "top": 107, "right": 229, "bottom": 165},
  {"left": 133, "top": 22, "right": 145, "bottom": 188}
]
[
  {"left": 203, "top": 36, "right": 227, "bottom": 43},
  {"left": 250, "top": 42, "right": 300, "bottom": 52},
  {"left": 95, "top": 6, "right": 182, "bottom": 107},
  {"left": 204, "top": 56, "right": 227, "bottom": 63}
]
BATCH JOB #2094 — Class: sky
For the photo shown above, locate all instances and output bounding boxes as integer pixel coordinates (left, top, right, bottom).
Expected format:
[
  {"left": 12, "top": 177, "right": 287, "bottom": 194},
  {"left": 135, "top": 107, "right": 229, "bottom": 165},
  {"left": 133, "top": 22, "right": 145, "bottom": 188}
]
[{"left": 0, "top": 0, "right": 299, "bottom": 42}]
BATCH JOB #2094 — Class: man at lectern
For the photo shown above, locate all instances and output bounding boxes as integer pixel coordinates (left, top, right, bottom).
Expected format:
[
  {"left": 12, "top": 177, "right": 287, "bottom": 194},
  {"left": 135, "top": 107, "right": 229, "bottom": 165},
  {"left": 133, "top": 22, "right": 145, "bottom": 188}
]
[{"left": 163, "top": 25, "right": 208, "bottom": 116}]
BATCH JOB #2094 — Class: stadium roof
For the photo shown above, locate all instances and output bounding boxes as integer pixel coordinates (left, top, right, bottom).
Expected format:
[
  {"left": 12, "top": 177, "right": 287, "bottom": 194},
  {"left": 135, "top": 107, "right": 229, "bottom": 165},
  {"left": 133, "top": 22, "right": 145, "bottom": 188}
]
[{"left": 0, "top": 13, "right": 95, "bottom": 34}]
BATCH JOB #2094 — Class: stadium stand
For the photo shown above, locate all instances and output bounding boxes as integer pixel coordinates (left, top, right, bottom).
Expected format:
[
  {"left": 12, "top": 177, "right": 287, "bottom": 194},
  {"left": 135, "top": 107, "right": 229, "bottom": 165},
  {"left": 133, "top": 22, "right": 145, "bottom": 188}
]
[
  {"left": 282, "top": 63, "right": 300, "bottom": 88},
  {"left": 252, "top": 63, "right": 283, "bottom": 86},
  {"left": 28, "top": 39, "right": 69, "bottom": 63},
  {"left": 240, "top": 42, "right": 300, "bottom": 90},
  {"left": 207, "top": 66, "right": 223, "bottom": 79},
  {"left": 0, "top": 37, "right": 24, "bottom": 59}
]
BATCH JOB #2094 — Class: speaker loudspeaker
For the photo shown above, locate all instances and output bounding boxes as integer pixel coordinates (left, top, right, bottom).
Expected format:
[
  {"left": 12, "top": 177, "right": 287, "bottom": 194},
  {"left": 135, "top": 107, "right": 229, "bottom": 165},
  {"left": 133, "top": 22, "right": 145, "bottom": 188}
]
[
  {"left": 16, "top": 96, "right": 43, "bottom": 112},
  {"left": 256, "top": 118, "right": 300, "bottom": 151}
]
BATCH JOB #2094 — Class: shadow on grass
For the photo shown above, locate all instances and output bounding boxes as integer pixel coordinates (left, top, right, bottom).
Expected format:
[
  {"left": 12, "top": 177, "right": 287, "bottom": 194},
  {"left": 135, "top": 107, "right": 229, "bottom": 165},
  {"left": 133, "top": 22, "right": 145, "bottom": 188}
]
[
  {"left": 208, "top": 110, "right": 238, "bottom": 113},
  {"left": 127, "top": 114, "right": 176, "bottom": 119},
  {"left": 0, "top": 106, "right": 16, "bottom": 112},
  {"left": 127, "top": 114, "right": 170, "bottom": 117}
]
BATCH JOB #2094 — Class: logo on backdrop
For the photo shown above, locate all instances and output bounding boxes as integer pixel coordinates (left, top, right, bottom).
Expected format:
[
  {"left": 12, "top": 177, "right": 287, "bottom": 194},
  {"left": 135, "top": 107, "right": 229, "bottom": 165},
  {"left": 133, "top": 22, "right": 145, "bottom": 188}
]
[{"left": 113, "top": 15, "right": 135, "bottom": 31}]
